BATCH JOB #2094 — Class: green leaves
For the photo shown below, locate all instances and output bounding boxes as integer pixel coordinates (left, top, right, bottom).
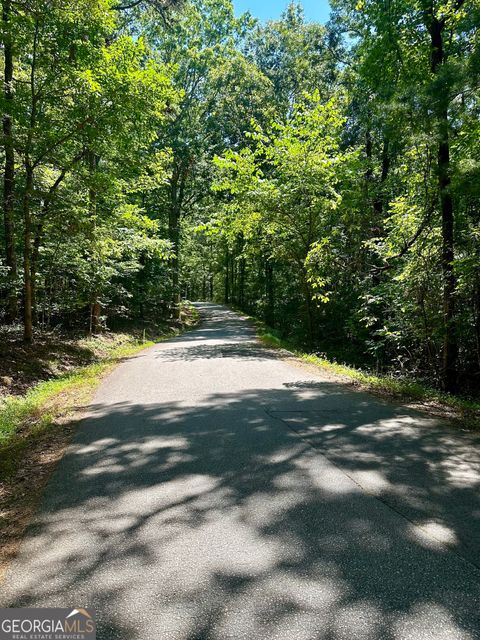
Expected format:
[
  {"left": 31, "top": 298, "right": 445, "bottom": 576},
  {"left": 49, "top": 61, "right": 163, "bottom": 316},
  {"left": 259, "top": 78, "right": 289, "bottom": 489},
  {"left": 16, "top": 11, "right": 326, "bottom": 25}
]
[
  {"left": 212, "top": 91, "right": 350, "bottom": 313},
  {"left": 2, "top": 0, "right": 479, "bottom": 390}
]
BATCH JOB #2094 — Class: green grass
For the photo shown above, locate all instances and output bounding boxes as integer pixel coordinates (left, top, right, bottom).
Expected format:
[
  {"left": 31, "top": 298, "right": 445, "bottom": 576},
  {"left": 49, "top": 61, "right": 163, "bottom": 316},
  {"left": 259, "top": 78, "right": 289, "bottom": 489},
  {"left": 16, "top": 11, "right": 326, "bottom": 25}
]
[
  {"left": 239, "top": 310, "right": 480, "bottom": 425},
  {"left": 0, "top": 307, "right": 200, "bottom": 476},
  {"left": 0, "top": 339, "right": 147, "bottom": 443},
  {"left": 0, "top": 338, "right": 154, "bottom": 477},
  {"left": 299, "top": 353, "right": 480, "bottom": 413}
]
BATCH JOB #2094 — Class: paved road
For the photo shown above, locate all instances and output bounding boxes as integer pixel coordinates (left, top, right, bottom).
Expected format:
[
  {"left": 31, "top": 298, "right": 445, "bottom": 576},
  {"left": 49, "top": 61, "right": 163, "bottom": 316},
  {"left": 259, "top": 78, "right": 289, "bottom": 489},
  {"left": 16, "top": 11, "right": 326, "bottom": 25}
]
[{"left": 2, "top": 304, "right": 480, "bottom": 639}]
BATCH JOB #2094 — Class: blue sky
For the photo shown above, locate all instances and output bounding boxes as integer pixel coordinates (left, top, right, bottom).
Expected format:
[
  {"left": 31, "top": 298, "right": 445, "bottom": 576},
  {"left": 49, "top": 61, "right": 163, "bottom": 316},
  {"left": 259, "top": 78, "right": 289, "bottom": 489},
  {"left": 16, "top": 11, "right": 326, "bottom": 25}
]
[{"left": 234, "top": 0, "right": 331, "bottom": 23}]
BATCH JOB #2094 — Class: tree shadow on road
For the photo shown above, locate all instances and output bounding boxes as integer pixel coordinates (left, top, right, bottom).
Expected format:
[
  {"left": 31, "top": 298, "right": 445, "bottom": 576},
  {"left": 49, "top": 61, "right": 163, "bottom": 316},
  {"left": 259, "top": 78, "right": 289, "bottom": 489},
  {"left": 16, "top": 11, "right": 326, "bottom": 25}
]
[{"left": 2, "top": 378, "right": 480, "bottom": 639}]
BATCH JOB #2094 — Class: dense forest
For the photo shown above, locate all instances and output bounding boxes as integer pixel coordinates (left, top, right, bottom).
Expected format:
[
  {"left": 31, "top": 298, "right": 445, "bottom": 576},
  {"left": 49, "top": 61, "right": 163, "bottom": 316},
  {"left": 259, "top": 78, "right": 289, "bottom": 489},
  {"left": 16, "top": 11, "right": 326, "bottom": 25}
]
[{"left": 1, "top": 0, "right": 479, "bottom": 396}]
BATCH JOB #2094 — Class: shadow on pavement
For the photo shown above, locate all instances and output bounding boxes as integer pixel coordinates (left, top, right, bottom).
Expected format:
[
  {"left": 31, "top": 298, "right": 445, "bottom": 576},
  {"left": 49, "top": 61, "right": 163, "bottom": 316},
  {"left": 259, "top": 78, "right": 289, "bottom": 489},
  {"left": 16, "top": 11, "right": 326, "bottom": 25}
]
[
  {"left": 2, "top": 304, "right": 479, "bottom": 639},
  {"left": 3, "top": 386, "right": 479, "bottom": 639}
]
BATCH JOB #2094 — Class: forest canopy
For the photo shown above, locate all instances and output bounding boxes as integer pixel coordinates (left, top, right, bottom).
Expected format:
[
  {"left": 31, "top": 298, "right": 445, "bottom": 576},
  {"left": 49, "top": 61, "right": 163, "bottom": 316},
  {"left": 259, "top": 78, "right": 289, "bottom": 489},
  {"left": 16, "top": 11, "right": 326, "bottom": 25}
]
[{"left": 1, "top": 0, "right": 479, "bottom": 396}]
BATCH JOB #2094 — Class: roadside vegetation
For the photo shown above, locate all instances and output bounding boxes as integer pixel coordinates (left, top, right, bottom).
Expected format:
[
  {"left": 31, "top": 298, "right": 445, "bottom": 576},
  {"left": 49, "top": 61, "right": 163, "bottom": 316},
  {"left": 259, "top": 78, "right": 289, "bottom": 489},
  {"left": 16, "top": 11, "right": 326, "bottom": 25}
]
[
  {"left": 1, "top": 0, "right": 479, "bottom": 440},
  {"left": 250, "top": 315, "right": 480, "bottom": 430}
]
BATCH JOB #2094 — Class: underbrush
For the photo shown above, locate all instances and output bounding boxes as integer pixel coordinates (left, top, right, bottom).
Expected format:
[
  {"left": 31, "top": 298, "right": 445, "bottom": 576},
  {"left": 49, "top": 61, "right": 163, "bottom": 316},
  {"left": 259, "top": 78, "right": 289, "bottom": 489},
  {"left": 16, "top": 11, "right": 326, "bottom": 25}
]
[{"left": 242, "top": 312, "right": 480, "bottom": 429}]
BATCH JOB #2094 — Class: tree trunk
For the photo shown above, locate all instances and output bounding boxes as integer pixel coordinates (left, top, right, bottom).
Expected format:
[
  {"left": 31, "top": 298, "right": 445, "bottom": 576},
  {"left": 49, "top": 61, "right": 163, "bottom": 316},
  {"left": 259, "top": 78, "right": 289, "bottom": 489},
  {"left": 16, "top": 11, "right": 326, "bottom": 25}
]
[
  {"left": 304, "top": 282, "right": 314, "bottom": 350},
  {"left": 31, "top": 153, "right": 84, "bottom": 324},
  {"left": 91, "top": 298, "right": 101, "bottom": 335},
  {"left": 22, "top": 16, "right": 40, "bottom": 342},
  {"left": 169, "top": 206, "right": 180, "bottom": 317},
  {"left": 86, "top": 149, "right": 102, "bottom": 335},
  {"left": 23, "top": 163, "right": 34, "bottom": 342},
  {"left": 373, "top": 137, "right": 390, "bottom": 219},
  {"left": 265, "top": 259, "right": 275, "bottom": 328},
  {"left": 427, "top": 9, "right": 458, "bottom": 392},
  {"left": 231, "top": 250, "right": 236, "bottom": 304},
  {"left": 239, "top": 256, "right": 246, "bottom": 308},
  {"left": 438, "top": 111, "right": 458, "bottom": 392},
  {"left": 31, "top": 225, "right": 40, "bottom": 325},
  {"left": 168, "top": 166, "right": 185, "bottom": 318},
  {"left": 474, "top": 276, "right": 480, "bottom": 371},
  {"left": 2, "top": 0, "right": 18, "bottom": 321},
  {"left": 224, "top": 248, "right": 230, "bottom": 304}
]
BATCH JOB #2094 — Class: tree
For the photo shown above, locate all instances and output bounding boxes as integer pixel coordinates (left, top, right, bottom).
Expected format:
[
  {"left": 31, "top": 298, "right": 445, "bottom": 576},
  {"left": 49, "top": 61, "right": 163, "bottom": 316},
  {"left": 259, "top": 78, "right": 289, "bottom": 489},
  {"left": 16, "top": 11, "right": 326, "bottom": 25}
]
[
  {"left": 1, "top": 0, "right": 18, "bottom": 321},
  {"left": 214, "top": 93, "right": 350, "bottom": 343},
  {"left": 1, "top": 0, "right": 176, "bottom": 340},
  {"left": 330, "top": 0, "right": 480, "bottom": 391},
  {"left": 141, "top": 0, "right": 254, "bottom": 313}
]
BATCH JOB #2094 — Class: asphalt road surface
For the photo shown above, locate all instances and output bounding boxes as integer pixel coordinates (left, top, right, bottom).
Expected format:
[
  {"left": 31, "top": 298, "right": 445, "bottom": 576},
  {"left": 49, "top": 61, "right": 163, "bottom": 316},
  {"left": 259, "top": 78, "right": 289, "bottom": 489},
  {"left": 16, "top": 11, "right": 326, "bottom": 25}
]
[{"left": 2, "top": 303, "right": 480, "bottom": 639}]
